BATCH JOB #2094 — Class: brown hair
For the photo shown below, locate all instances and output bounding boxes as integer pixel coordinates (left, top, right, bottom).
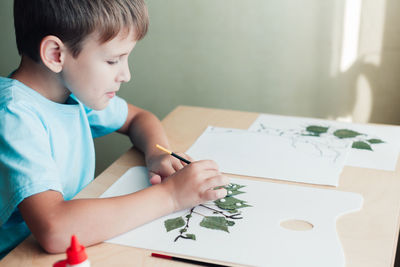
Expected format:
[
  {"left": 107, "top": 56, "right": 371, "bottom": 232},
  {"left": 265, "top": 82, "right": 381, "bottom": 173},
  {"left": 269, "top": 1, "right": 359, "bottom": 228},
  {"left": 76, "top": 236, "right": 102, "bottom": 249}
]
[{"left": 14, "top": 0, "right": 149, "bottom": 62}]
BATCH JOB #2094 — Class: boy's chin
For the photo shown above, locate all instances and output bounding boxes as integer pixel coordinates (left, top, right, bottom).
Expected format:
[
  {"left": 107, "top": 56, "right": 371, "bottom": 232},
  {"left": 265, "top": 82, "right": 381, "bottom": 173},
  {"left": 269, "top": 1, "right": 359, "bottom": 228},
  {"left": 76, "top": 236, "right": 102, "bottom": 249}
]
[{"left": 84, "top": 99, "right": 110, "bottom": 111}]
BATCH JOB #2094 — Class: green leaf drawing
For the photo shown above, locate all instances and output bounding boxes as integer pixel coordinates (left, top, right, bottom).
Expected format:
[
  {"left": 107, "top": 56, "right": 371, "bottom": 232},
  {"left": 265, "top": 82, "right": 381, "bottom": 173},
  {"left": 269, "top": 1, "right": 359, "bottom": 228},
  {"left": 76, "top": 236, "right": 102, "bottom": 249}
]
[
  {"left": 352, "top": 141, "right": 373, "bottom": 151},
  {"left": 226, "top": 220, "right": 235, "bottom": 226},
  {"left": 227, "top": 209, "right": 238, "bottom": 214},
  {"left": 224, "top": 183, "right": 246, "bottom": 196},
  {"left": 225, "top": 183, "right": 246, "bottom": 190},
  {"left": 300, "top": 125, "right": 385, "bottom": 152},
  {"left": 164, "top": 216, "right": 185, "bottom": 232},
  {"left": 367, "top": 138, "right": 384, "bottom": 144},
  {"left": 185, "top": 234, "right": 196, "bottom": 240},
  {"left": 214, "top": 196, "right": 251, "bottom": 211},
  {"left": 305, "top": 125, "right": 329, "bottom": 136},
  {"left": 333, "top": 129, "right": 361, "bottom": 139},
  {"left": 200, "top": 216, "right": 230, "bottom": 232},
  {"left": 165, "top": 183, "right": 251, "bottom": 242}
]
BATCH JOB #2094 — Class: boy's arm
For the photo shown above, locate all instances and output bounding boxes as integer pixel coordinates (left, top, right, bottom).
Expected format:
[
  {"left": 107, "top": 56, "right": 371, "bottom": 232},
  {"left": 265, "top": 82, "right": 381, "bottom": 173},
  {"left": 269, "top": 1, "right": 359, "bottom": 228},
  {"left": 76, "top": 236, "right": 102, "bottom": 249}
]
[
  {"left": 117, "top": 103, "right": 187, "bottom": 184},
  {"left": 19, "top": 183, "right": 173, "bottom": 253},
  {"left": 19, "top": 160, "right": 228, "bottom": 253}
]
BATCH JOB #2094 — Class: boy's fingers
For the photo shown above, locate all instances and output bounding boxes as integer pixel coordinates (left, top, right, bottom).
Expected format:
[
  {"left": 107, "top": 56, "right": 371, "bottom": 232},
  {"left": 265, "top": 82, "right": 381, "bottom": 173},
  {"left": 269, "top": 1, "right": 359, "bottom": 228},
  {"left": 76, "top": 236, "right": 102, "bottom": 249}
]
[
  {"left": 191, "top": 160, "right": 219, "bottom": 171},
  {"left": 158, "top": 162, "right": 177, "bottom": 177},
  {"left": 171, "top": 157, "right": 185, "bottom": 171},
  {"left": 170, "top": 152, "right": 193, "bottom": 171},
  {"left": 200, "top": 175, "right": 230, "bottom": 193},
  {"left": 203, "top": 188, "right": 227, "bottom": 201},
  {"left": 149, "top": 173, "right": 162, "bottom": 185}
]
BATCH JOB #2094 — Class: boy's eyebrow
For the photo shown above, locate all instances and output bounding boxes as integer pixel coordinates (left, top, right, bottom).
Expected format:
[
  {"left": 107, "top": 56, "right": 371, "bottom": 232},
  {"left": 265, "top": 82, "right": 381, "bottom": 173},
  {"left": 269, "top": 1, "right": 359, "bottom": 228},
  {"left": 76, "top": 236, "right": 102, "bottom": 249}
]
[{"left": 109, "top": 52, "right": 129, "bottom": 58}]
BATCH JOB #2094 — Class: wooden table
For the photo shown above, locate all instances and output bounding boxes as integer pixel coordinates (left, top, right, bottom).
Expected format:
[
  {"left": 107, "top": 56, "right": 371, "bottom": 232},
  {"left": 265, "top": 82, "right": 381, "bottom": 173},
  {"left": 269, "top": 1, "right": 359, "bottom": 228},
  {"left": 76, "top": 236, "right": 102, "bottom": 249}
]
[{"left": 1, "top": 106, "right": 400, "bottom": 267}]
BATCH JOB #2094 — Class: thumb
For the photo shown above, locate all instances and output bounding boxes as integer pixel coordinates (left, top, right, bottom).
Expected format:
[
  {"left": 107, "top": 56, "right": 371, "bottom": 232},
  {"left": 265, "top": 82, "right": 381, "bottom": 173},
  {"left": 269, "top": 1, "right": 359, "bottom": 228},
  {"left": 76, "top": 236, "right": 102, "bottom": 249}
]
[{"left": 149, "top": 172, "right": 162, "bottom": 185}]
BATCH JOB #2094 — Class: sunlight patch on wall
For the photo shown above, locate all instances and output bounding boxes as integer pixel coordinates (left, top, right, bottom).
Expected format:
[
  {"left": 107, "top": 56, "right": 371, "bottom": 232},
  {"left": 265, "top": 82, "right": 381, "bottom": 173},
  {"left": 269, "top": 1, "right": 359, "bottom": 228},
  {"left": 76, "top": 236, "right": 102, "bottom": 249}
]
[
  {"left": 359, "top": 0, "right": 386, "bottom": 66},
  {"left": 340, "top": 0, "right": 362, "bottom": 72}
]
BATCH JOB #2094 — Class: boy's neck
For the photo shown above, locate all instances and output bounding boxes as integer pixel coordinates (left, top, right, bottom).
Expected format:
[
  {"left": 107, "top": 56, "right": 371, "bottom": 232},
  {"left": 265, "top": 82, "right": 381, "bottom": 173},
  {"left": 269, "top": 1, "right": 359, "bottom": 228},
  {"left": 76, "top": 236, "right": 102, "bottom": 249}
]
[{"left": 11, "top": 56, "right": 71, "bottom": 104}]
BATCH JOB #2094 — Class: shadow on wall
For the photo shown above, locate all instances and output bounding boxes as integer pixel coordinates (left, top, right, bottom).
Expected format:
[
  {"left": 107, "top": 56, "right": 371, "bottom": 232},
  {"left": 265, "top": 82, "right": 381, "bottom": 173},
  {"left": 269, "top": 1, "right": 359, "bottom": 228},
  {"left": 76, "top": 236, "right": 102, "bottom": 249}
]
[
  {"left": 368, "top": 0, "right": 400, "bottom": 124},
  {"left": 321, "top": 0, "right": 400, "bottom": 125}
]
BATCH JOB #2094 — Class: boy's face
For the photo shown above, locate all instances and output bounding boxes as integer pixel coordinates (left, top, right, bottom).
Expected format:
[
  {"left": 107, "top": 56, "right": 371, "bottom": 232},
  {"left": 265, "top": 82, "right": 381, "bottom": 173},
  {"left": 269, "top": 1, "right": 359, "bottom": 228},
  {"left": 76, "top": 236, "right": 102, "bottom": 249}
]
[{"left": 61, "top": 29, "right": 136, "bottom": 110}]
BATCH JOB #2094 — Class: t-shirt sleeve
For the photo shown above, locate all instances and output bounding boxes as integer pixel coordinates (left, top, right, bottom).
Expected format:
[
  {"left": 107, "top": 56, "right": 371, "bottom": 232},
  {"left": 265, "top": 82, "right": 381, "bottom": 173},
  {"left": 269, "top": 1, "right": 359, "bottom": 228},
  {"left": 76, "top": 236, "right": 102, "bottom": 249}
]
[
  {"left": 84, "top": 95, "right": 128, "bottom": 138},
  {"left": 0, "top": 103, "right": 63, "bottom": 226}
]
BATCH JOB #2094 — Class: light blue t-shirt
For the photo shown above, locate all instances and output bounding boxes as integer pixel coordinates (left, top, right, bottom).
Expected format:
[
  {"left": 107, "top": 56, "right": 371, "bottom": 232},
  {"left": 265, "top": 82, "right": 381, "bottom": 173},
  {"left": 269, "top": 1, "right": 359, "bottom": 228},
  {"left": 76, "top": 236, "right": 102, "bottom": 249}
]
[{"left": 0, "top": 77, "right": 128, "bottom": 258}]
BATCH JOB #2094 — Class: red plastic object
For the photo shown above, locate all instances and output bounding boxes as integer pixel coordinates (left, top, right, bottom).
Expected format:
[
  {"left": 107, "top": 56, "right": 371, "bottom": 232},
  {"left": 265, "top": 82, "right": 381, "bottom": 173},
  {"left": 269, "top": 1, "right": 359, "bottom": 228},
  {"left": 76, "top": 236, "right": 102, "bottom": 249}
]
[
  {"left": 53, "top": 260, "right": 67, "bottom": 267},
  {"left": 53, "top": 235, "right": 88, "bottom": 267},
  {"left": 66, "top": 235, "right": 88, "bottom": 265}
]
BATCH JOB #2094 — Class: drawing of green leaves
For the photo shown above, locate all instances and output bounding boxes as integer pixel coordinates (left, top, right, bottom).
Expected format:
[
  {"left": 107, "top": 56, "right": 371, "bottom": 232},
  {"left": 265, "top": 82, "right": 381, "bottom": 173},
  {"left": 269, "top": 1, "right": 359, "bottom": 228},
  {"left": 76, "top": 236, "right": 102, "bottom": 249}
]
[
  {"left": 302, "top": 125, "right": 385, "bottom": 151},
  {"left": 165, "top": 184, "right": 251, "bottom": 242},
  {"left": 169, "top": 208, "right": 197, "bottom": 242},
  {"left": 184, "top": 234, "right": 196, "bottom": 240},
  {"left": 305, "top": 125, "right": 329, "bottom": 136},
  {"left": 333, "top": 129, "right": 362, "bottom": 139},
  {"left": 367, "top": 138, "right": 384, "bottom": 144},
  {"left": 224, "top": 183, "right": 245, "bottom": 190},
  {"left": 164, "top": 216, "right": 185, "bottom": 232},
  {"left": 200, "top": 216, "right": 231, "bottom": 232},
  {"left": 226, "top": 220, "right": 235, "bottom": 226},
  {"left": 224, "top": 183, "right": 246, "bottom": 196},
  {"left": 215, "top": 196, "right": 251, "bottom": 211},
  {"left": 352, "top": 141, "right": 372, "bottom": 151}
]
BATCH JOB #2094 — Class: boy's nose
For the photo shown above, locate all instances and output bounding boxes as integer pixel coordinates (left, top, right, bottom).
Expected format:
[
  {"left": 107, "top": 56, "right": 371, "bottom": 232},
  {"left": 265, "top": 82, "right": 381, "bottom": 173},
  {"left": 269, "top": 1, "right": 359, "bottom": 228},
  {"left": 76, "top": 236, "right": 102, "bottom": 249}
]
[{"left": 118, "top": 62, "right": 131, "bottom": 83}]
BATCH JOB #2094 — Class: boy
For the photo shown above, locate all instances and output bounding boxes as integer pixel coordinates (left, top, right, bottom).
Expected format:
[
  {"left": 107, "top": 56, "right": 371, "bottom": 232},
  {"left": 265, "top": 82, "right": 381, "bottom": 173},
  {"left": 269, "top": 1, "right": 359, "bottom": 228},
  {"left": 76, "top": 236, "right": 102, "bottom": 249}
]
[{"left": 0, "top": 0, "right": 229, "bottom": 258}]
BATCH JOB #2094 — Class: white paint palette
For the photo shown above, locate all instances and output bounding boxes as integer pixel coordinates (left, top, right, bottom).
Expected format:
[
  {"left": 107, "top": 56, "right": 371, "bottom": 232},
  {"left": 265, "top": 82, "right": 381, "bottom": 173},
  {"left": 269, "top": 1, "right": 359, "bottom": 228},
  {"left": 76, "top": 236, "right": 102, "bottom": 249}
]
[{"left": 102, "top": 167, "right": 363, "bottom": 267}]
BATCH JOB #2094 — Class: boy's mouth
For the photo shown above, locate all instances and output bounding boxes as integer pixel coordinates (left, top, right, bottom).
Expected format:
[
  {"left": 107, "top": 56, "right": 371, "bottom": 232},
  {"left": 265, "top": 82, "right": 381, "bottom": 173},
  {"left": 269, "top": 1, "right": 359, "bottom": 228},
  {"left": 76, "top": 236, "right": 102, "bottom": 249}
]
[{"left": 106, "top": 92, "right": 116, "bottom": 98}]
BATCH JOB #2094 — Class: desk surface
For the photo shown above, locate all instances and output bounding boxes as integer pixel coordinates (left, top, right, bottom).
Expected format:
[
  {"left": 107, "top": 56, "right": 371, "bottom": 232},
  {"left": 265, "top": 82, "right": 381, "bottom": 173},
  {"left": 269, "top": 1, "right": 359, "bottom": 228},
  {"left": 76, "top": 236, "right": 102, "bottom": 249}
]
[{"left": 1, "top": 106, "right": 400, "bottom": 267}]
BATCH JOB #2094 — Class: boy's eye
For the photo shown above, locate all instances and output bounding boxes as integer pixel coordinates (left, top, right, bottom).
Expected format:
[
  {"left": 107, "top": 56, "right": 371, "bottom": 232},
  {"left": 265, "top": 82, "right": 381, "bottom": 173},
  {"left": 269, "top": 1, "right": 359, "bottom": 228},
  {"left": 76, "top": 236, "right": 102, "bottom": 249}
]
[{"left": 107, "top": 60, "right": 118, "bottom": 65}]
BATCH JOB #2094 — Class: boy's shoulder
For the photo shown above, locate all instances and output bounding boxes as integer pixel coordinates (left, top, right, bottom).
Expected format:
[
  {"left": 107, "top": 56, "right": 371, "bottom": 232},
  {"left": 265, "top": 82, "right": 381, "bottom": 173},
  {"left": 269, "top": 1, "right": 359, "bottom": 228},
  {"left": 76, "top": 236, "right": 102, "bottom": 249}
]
[
  {"left": 0, "top": 77, "right": 34, "bottom": 109},
  {"left": 0, "top": 77, "right": 54, "bottom": 132}
]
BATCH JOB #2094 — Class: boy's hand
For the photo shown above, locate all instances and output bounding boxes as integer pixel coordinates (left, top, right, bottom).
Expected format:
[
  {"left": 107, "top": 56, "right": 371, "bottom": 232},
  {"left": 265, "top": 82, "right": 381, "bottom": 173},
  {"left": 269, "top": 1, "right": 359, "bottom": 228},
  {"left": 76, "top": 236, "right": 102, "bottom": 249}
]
[
  {"left": 146, "top": 152, "right": 193, "bottom": 185},
  {"left": 161, "top": 160, "right": 229, "bottom": 212}
]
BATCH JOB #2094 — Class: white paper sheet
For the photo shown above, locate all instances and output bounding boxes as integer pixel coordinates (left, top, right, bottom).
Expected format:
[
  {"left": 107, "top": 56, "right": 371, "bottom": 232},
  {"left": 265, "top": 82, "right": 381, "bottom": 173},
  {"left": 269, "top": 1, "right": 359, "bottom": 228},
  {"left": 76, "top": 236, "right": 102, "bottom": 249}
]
[
  {"left": 102, "top": 167, "right": 363, "bottom": 267},
  {"left": 249, "top": 114, "right": 400, "bottom": 171},
  {"left": 186, "top": 126, "right": 351, "bottom": 186}
]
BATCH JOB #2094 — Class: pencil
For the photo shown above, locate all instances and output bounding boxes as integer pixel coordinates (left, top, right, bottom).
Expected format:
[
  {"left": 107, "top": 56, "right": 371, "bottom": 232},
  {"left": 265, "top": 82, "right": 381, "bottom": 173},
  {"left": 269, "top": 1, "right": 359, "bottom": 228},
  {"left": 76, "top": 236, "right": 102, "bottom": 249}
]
[
  {"left": 156, "top": 144, "right": 191, "bottom": 164},
  {"left": 151, "top": 253, "right": 230, "bottom": 267}
]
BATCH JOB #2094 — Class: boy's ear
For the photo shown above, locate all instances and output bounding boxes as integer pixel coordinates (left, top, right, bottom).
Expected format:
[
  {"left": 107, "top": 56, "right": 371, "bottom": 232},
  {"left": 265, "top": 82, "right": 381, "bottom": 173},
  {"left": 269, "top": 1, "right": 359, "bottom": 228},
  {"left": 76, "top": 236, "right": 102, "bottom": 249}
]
[{"left": 39, "top": 35, "right": 66, "bottom": 73}]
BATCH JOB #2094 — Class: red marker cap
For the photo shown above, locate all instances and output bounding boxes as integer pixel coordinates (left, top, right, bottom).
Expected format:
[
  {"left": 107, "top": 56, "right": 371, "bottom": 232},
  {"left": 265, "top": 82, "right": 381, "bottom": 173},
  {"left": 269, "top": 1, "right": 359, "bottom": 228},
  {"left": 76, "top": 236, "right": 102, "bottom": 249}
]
[
  {"left": 66, "top": 235, "right": 88, "bottom": 265},
  {"left": 53, "top": 260, "right": 67, "bottom": 267}
]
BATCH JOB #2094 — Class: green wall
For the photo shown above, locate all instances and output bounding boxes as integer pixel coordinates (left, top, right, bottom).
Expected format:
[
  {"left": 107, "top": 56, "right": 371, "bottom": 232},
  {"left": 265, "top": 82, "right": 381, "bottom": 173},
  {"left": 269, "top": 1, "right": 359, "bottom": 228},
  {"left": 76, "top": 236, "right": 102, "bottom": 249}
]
[
  {"left": 1, "top": 0, "right": 400, "bottom": 175},
  {"left": 0, "top": 1, "right": 18, "bottom": 74}
]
